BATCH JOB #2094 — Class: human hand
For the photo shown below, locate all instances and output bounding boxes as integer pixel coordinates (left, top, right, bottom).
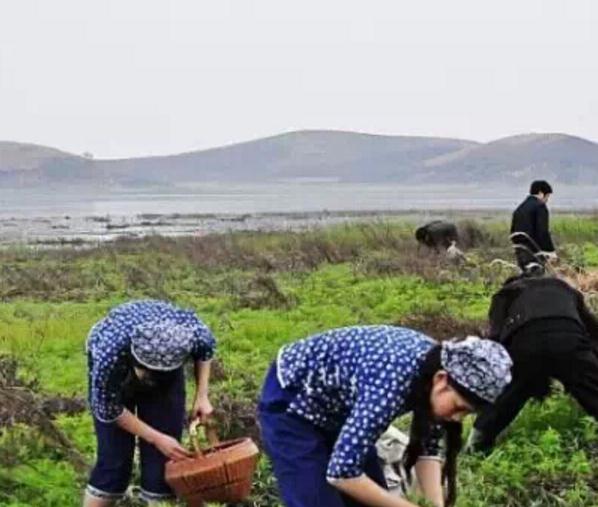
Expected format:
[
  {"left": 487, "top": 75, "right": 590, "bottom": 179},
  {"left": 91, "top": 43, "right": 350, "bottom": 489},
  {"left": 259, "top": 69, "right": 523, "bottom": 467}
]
[
  {"left": 539, "top": 251, "right": 558, "bottom": 262},
  {"left": 190, "top": 395, "right": 214, "bottom": 423},
  {"left": 152, "top": 432, "right": 193, "bottom": 461}
]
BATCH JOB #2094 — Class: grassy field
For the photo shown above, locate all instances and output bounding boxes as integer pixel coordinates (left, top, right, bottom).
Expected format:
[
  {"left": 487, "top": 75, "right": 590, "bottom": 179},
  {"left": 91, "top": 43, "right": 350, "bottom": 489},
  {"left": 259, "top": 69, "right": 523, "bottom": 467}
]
[{"left": 1, "top": 216, "right": 598, "bottom": 506}]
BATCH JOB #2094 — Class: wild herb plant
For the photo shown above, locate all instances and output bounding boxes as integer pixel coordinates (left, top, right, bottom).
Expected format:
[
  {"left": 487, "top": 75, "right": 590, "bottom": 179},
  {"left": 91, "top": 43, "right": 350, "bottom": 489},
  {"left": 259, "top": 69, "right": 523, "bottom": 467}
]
[{"left": 1, "top": 216, "right": 597, "bottom": 506}]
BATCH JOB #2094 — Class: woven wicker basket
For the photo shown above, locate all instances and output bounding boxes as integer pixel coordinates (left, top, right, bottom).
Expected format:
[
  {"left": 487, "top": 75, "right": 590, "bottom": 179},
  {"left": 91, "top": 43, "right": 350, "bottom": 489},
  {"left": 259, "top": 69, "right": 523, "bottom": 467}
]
[{"left": 165, "top": 420, "right": 260, "bottom": 506}]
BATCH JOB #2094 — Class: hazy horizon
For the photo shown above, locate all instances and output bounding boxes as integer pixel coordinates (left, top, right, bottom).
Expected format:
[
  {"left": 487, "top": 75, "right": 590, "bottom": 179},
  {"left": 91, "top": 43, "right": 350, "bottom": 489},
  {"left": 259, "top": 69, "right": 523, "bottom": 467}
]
[{"left": 3, "top": 129, "right": 598, "bottom": 161}]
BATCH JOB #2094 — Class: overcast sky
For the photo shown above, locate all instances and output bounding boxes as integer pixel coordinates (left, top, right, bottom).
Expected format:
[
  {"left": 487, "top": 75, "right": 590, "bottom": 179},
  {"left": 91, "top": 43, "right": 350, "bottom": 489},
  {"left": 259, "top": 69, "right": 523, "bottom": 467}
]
[{"left": 0, "top": 0, "right": 596, "bottom": 159}]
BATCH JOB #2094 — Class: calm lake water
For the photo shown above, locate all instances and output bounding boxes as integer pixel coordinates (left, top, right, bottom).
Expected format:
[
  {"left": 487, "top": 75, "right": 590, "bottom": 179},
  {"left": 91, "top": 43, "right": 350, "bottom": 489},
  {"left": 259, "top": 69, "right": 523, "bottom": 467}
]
[
  {"left": 0, "top": 183, "right": 596, "bottom": 244},
  {"left": 2, "top": 182, "right": 597, "bottom": 217}
]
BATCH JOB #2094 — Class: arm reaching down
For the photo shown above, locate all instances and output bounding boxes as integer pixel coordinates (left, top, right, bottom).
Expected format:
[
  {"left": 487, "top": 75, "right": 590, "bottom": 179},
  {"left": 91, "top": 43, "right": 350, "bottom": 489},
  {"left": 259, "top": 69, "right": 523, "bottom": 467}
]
[
  {"left": 326, "top": 385, "right": 443, "bottom": 506},
  {"left": 331, "top": 475, "right": 421, "bottom": 507},
  {"left": 116, "top": 408, "right": 193, "bottom": 461},
  {"left": 191, "top": 359, "right": 214, "bottom": 422},
  {"left": 189, "top": 319, "right": 217, "bottom": 421},
  {"left": 534, "top": 204, "right": 555, "bottom": 253},
  {"left": 415, "top": 458, "right": 444, "bottom": 507}
]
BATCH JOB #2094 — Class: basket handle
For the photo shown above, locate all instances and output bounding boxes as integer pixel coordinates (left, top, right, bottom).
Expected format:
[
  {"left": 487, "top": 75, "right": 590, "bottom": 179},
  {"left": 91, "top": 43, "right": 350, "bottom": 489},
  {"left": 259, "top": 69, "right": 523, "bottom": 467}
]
[{"left": 189, "top": 418, "right": 220, "bottom": 455}]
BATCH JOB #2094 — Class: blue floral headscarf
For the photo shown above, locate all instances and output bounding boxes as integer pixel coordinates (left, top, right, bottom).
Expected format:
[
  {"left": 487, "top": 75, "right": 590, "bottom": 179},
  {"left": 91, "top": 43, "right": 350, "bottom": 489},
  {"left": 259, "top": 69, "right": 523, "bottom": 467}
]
[
  {"left": 441, "top": 336, "right": 512, "bottom": 404},
  {"left": 131, "top": 319, "right": 197, "bottom": 371}
]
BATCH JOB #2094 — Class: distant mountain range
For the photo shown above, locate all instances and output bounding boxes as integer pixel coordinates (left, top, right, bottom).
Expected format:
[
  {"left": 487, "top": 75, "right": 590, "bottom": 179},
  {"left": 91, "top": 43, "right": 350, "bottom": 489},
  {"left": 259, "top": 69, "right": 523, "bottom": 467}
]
[{"left": 2, "top": 130, "right": 598, "bottom": 188}]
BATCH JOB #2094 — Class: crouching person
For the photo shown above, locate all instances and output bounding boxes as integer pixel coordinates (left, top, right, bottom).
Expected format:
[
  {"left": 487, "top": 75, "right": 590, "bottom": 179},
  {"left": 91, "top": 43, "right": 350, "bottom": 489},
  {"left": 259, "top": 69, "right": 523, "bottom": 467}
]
[
  {"left": 258, "top": 326, "right": 512, "bottom": 507},
  {"left": 468, "top": 275, "right": 598, "bottom": 453},
  {"left": 83, "top": 300, "right": 216, "bottom": 506}
]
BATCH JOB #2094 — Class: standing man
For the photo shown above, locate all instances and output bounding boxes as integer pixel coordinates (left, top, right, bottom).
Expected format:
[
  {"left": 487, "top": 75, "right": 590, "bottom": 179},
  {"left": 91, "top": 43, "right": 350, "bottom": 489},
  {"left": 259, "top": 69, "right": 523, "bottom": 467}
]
[{"left": 510, "top": 180, "right": 556, "bottom": 272}]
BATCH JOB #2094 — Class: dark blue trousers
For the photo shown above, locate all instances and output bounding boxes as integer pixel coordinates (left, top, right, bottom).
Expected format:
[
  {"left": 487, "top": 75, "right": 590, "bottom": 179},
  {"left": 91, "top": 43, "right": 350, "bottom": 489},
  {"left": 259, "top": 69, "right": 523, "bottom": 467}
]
[
  {"left": 258, "top": 363, "right": 387, "bottom": 507},
  {"left": 87, "top": 368, "right": 186, "bottom": 502}
]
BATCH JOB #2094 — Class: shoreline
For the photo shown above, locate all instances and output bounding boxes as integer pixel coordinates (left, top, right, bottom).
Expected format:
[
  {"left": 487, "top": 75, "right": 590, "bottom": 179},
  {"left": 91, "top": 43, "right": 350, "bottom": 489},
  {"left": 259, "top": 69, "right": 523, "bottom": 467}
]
[{"left": 1, "top": 207, "right": 595, "bottom": 247}]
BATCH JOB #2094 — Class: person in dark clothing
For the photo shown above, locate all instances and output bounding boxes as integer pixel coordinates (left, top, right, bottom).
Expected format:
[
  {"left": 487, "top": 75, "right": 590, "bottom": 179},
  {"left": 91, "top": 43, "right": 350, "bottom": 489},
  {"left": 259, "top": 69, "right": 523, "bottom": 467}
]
[
  {"left": 467, "top": 274, "right": 598, "bottom": 453},
  {"left": 510, "top": 180, "right": 556, "bottom": 272},
  {"left": 415, "top": 221, "right": 459, "bottom": 252}
]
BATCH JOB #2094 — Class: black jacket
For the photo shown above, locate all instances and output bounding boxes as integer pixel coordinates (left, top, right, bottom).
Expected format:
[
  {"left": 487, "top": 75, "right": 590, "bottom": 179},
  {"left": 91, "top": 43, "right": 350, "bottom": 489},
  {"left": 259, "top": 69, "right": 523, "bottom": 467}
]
[
  {"left": 510, "top": 195, "right": 555, "bottom": 252},
  {"left": 487, "top": 276, "right": 598, "bottom": 345}
]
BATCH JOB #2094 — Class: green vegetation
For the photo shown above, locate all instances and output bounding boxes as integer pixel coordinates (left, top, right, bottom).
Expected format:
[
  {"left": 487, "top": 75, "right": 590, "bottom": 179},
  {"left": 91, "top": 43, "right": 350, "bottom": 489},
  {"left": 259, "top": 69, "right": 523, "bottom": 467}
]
[{"left": 1, "top": 216, "right": 597, "bottom": 506}]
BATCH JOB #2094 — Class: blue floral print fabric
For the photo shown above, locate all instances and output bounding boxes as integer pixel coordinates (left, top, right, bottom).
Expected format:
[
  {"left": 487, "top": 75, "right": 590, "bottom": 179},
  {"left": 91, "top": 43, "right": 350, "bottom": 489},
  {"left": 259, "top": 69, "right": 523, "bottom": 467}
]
[
  {"left": 441, "top": 336, "right": 512, "bottom": 403},
  {"left": 276, "top": 325, "right": 441, "bottom": 479},
  {"left": 86, "top": 300, "right": 216, "bottom": 422}
]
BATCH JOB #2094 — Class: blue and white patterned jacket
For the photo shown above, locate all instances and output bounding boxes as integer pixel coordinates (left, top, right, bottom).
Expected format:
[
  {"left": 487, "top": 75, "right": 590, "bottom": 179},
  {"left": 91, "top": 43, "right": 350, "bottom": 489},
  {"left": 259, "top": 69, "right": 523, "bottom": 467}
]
[
  {"left": 277, "top": 325, "right": 442, "bottom": 479},
  {"left": 86, "top": 300, "right": 216, "bottom": 422}
]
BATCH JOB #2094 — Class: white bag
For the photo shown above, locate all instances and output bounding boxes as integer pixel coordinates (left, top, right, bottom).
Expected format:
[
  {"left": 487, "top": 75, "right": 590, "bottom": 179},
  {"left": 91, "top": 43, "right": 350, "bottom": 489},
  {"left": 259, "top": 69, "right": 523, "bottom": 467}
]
[{"left": 375, "top": 427, "right": 414, "bottom": 497}]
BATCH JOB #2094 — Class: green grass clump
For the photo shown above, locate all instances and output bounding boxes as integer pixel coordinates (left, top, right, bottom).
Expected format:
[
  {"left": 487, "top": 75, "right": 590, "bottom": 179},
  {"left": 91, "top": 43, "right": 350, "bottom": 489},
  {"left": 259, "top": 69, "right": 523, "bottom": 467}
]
[{"left": 1, "top": 216, "right": 597, "bottom": 506}]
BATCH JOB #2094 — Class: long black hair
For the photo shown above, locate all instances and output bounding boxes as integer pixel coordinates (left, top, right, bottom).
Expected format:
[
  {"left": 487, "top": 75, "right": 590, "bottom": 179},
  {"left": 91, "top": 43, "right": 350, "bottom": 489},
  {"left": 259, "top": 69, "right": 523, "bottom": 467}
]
[
  {"left": 403, "top": 346, "right": 464, "bottom": 507},
  {"left": 122, "top": 354, "right": 181, "bottom": 399}
]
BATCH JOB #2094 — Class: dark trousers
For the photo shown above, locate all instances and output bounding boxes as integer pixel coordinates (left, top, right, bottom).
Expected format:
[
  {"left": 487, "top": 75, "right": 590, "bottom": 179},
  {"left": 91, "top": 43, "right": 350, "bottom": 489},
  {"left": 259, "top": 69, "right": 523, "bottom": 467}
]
[
  {"left": 87, "top": 368, "right": 186, "bottom": 500},
  {"left": 258, "top": 364, "right": 387, "bottom": 507},
  {"left": 474, "top": 324, "right": 598, "bottom": 446}
]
